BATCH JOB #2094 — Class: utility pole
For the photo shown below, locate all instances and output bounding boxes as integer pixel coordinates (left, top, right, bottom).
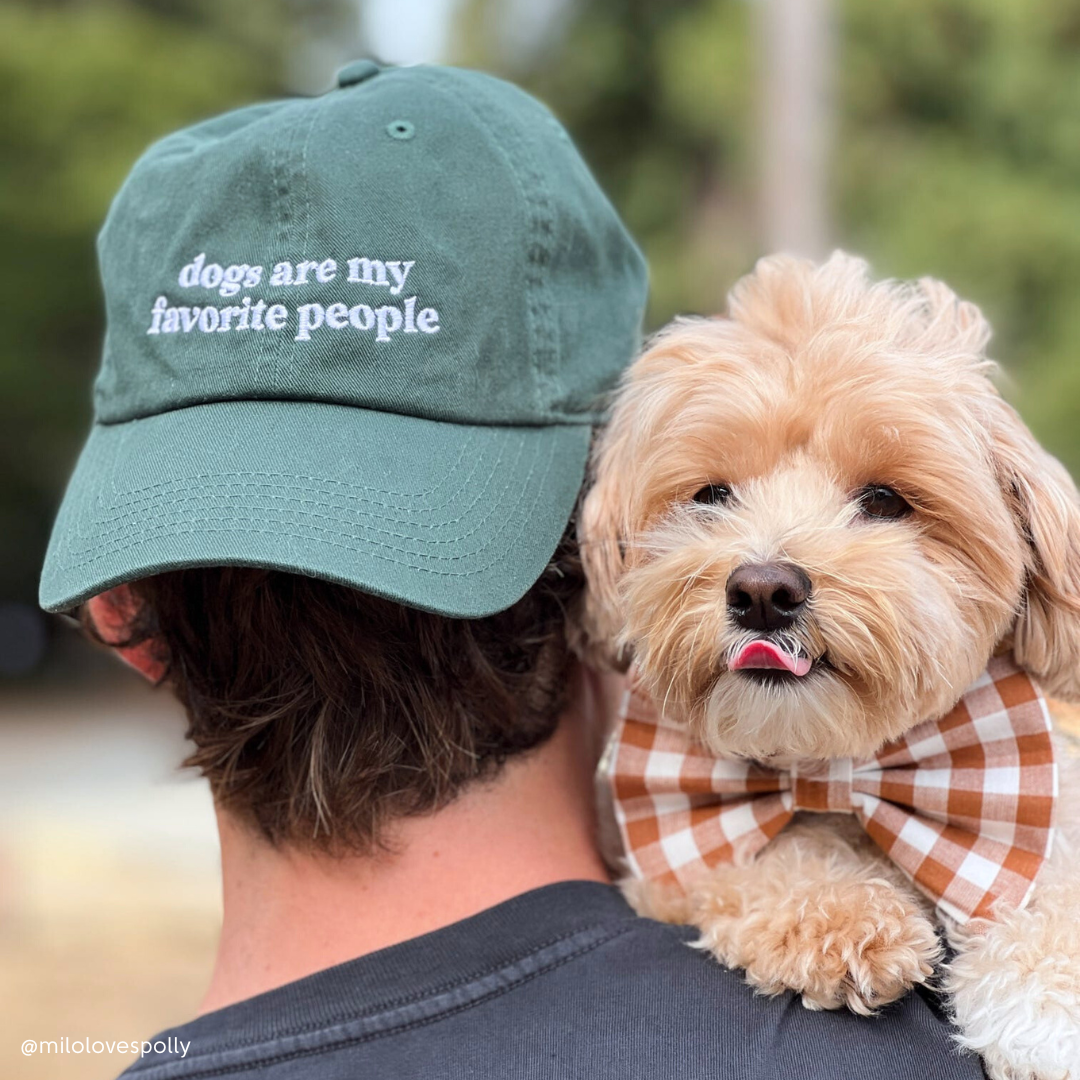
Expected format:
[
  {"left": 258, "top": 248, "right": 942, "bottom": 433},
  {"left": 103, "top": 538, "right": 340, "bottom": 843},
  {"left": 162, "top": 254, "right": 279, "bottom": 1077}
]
[{"left": 759, "top": 0, "right": 834, "bottom": 258}]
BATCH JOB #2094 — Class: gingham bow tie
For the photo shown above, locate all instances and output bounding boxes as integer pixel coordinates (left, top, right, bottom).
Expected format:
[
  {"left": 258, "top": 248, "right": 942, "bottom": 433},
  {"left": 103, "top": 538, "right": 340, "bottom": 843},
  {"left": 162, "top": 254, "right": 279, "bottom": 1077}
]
[{"left": 601, "top": 655, "right": 1058, "bottom": 924}]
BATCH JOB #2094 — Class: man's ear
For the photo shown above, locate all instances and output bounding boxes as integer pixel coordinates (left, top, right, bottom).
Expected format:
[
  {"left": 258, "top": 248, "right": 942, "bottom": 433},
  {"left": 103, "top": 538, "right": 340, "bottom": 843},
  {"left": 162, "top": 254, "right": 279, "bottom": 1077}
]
[
  {"left": 992, "top": 399, "right": 1080, "bottom": 700},
  {"left": 84, "top": 585, "right": 169, "bottom": 683}
]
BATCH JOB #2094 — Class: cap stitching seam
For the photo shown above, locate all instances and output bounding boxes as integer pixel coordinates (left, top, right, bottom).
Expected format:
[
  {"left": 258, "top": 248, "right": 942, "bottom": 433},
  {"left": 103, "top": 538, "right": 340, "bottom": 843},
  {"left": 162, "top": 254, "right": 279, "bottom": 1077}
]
[
  {"left": 468, "top": 88, "right": 558, "bottom": 412},
  {"left": 71, "top": 437, "right": 521, "bottom": 553},
  {"left": 68, "top": 438, "right": 528, "bottom": 561},
  {"left": 79, "top": 436, "right": 486, "bottom": 514},
  {"left": 60, "top": 437, "right": 556, "bottom": 576},
  {"left": 76, "top": 497, "right": 515, "bottom": 554},
  {"left": 410, "top": 70, "right": 556, "bottom": 418},
  {"left": 262, "top": 107, "right": 291, "bottom": 389},
  {"left": 79, "top": 432, "right": 480, "bottom": 504},
  {"left": 76, "top": 475, "right": 505, "bottom": 538},
  {"left": 78, "top": 459, "right": 489, "bottom": 518},
  {"left": 268, "top": 102, "right": 318, "bottom": 392},
  {"left": 460, "top": 77, "right": 558, "bottom": 413}
]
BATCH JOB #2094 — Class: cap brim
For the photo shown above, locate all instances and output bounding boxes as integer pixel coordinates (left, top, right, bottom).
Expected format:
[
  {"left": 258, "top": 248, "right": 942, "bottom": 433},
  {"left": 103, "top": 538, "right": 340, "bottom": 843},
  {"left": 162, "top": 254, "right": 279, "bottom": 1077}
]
[{"left": 40, "top": 400, "right": 590, "bottom": 618}]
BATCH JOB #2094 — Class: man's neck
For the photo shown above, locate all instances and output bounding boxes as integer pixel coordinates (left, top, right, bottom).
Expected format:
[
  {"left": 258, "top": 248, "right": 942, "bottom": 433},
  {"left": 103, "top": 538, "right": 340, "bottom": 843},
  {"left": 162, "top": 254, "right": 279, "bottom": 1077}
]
[{"left": 199, "top": 665, "right": 619, "bottom": 1015}]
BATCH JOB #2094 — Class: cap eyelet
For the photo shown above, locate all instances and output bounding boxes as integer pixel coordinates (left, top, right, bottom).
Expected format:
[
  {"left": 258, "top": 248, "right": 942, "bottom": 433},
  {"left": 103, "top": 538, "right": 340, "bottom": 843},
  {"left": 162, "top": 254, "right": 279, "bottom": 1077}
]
[{"left": 386, "top": 120, "right": 415, "bottom": 141}]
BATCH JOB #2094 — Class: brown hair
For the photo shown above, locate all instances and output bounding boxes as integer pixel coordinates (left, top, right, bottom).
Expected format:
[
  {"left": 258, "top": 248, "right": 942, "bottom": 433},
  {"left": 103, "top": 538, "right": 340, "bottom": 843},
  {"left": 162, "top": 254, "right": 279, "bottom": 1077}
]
[{"left": 86, "top": 526, "right": 584, "bottom": 853}]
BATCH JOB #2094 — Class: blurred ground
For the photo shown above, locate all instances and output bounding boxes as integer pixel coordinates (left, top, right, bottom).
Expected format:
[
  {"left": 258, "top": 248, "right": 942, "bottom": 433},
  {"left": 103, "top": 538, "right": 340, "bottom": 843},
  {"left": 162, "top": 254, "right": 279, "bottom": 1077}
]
[{"left": 0, "top": 681, "right": 219, "bottom": 1080}]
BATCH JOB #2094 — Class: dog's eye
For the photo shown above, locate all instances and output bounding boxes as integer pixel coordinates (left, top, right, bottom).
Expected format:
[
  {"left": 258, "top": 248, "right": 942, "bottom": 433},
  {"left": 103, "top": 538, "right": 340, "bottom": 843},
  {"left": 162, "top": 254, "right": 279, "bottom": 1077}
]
[
  {"left": 857, "top": 485, "right": 913, "bottom": 520},
  {"left": 693, "top": 483, "right": 732, "bottom": 506}
]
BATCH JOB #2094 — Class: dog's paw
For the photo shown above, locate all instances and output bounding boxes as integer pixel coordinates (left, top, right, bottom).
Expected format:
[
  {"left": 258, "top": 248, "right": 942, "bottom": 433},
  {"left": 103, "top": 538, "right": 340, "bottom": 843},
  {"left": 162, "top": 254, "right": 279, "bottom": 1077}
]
[
  {"left": 695, "top": 876, "right": 941, "bottom": 1014},
  {"left": 948, "top": 904, "right": 1080, "bottom": 1080}
]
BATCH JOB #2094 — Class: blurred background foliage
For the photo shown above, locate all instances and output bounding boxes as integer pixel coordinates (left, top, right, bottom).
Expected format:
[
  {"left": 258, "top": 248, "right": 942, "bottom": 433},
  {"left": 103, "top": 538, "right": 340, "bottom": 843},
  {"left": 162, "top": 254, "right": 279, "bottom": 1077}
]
[
  {"left": 0, "top": 0, "right": 359, "bottom": 679},
  {"left": 461, "top": 0, "right": 1080, "bottom": 455},
  {"left": 3, "top": 0, "right": 1080, "bottom": 680},
  {"left": 8, "top": 7, "right": 1079, "bottom": 1073}
]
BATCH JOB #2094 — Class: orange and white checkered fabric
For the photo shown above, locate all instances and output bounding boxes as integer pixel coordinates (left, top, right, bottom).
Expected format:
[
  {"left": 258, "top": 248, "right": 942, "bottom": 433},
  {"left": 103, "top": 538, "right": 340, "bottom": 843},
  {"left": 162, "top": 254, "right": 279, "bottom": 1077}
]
[{"left": 600, "top": 654, "right": 1058, "bottom": 924}]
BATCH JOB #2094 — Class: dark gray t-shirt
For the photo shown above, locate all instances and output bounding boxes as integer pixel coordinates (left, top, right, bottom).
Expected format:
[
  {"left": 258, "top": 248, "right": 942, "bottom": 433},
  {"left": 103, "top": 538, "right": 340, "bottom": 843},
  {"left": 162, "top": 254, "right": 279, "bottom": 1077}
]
[{"left": 121, "top": 881, "right": 984, "bottom": 1079}]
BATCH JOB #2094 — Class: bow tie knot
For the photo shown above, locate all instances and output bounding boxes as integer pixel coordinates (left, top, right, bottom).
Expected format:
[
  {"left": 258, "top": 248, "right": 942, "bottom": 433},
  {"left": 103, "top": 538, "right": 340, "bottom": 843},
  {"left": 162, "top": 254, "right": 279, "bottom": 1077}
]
[{"left": 786, "top": 758, "right": 854, "bottom": 814}]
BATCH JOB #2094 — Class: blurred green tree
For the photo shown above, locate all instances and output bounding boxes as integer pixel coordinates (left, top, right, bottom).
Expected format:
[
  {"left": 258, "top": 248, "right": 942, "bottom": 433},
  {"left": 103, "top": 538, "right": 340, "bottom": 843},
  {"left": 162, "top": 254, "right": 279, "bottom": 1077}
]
[
  {"left": 838, "top": 0, "right": 1080, "bottom": 464},
  {"left": 460, "top": 0, "right": 1080, "bottom": 470}
]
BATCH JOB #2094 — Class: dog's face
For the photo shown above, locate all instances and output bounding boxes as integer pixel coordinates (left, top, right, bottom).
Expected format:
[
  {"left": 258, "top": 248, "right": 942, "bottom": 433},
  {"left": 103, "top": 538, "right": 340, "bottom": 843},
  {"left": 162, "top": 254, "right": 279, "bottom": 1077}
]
[{"left": 582, "top": 254, "right": 1080, "bottom": 760}]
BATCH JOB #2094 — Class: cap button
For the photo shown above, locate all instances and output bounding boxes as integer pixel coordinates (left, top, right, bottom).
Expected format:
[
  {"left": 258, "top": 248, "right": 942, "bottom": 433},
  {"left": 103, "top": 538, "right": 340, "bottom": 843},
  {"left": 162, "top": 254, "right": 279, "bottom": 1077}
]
[{"left": 337, "top": 59, "right": 381, "bottom": 88}]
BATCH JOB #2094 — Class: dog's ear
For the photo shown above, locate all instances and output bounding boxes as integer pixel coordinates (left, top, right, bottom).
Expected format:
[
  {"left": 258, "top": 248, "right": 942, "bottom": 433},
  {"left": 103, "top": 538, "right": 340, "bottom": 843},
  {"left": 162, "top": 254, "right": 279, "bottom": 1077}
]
[
  {"left": 991, "top": 399, "right": 1080, "bottom": 700},
  {"left": 577, "top": 316, "right": 731, "bottom": 667},
  {"left": 911, "top": 278, "right": 1080, "bottom": 695},
  {"left": 576, "top": 438, "right": 631, "bottom": 668}
]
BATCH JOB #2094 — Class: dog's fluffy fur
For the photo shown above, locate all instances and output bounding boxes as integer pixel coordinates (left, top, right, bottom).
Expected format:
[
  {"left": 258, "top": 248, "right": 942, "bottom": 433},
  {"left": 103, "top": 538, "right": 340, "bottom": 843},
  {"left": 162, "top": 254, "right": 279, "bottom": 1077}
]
[{"left": 582, "top": 252, "right": 1080, "bottom": 1078}]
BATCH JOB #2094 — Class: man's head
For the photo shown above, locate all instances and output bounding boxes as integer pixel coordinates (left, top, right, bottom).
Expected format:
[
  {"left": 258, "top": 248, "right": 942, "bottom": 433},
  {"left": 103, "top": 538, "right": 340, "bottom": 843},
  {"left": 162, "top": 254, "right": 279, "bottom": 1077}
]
[
  {"left": 88, "top": 524, "right": 583, "bottom": 852},
  {"left": 42, "top": 63, "right": 647, "bottom": 848}
]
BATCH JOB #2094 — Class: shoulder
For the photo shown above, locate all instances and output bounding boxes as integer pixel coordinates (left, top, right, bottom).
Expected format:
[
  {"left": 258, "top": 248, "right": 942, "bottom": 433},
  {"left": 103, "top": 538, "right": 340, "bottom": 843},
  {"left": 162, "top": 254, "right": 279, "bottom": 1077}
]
[
  {"left": 114, "top": 886, "right": 985, "bottom": 1080},
  {"left": 567, "top": 915, "right": 983, "bottom": 1080}
]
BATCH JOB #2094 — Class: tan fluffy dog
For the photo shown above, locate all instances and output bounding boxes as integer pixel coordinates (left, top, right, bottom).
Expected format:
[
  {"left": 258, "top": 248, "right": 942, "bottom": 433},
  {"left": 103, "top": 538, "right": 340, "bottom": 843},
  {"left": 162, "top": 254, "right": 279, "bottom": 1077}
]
[{"left": 581, "top": 252, "right": 1080, "bottom": 1079}]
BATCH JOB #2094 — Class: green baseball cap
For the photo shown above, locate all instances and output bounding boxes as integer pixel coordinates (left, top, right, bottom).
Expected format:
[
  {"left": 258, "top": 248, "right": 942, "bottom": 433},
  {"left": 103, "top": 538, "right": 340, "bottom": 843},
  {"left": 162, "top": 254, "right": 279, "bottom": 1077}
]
[{"left": 39, "top": 61, "right": 647, "bottom": 618}]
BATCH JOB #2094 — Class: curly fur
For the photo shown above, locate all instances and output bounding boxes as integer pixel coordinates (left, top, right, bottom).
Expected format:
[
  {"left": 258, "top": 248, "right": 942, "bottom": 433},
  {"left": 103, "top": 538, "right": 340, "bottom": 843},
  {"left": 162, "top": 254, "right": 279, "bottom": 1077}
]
[
  {"left": 946, "top": 736, "right": 1080, "bottom": 1079},
  {"left": 582, "top": 252, "right": 1080, "bottom": 1078}
]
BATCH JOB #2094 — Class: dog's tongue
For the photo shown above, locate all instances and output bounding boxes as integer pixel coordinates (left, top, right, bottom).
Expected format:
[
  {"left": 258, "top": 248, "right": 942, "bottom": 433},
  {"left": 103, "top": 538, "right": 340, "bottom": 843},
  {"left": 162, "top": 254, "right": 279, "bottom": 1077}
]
[{"left": 730, "top": 640, "right": 812, "bottom": 677}]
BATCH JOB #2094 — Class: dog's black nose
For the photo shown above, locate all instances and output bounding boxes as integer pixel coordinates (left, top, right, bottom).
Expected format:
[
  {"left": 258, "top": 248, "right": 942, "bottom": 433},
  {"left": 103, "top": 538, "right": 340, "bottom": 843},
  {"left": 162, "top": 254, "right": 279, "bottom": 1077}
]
[{"left": 726, "top": 562, "right": 810, "bottom": 632}]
